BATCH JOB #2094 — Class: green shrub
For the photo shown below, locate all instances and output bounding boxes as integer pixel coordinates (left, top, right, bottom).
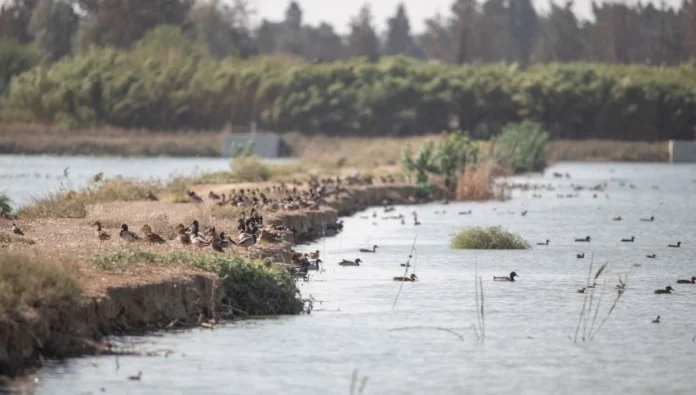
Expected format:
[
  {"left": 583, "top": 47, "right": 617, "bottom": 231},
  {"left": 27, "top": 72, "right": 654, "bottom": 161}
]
[
  {"left": 402, "top": 131, "right": 479, "bottom": 185},
  {"left": 450, "top": 226, "right": 530, "bottom": 250},
  {"left": 491, "top": 122, "right": 548, "bottom": 173},
  {"left": 0, "top": 194, "right": 12, "bottom": 216}
]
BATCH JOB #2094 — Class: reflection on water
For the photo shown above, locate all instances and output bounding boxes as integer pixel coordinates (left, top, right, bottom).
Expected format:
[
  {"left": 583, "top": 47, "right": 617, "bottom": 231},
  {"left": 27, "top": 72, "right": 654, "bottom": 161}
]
[
  {"left": 0, "top": 155, "right": 293, "bottom": 207},
  {"left": 16, "top": 163, "right": 696, "bottom": 394}
]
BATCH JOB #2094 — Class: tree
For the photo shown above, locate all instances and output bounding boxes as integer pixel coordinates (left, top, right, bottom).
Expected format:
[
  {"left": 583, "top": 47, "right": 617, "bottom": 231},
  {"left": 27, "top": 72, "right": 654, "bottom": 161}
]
[
  {"left": 29, "top": 0, "right": 78, "bottom": 61},
  {"left": 684, "top": 0, "right": 696, "bottom": 57},
  {"left": 384, "top": 3, "right": 417, "bottom": 57},
  {"left": 450, "top": 0, "right": 477, "bottom": 63},
  {"left": 303, "top": 22, "right": 343, "bottom": 61},
  {"left": 418, "top": 13, "right": 455, "bottom": 63},
  {"left": 187, "top": 0, "right": 256, "bottom": 59},
  {"left": 346, "top": 5, "right": 380, "bottom": 62},
  {"left": 279, "top": 1, "right": 303, "bottom": 55},
  {"left": 508, "top": 0, "right": 538, "bottom": 67},
  {"left": 534, "top": 1, "right": 584, "bottom": 62},
  {"left": 0, "top": 0, "right": 38, "bottom": 43}
]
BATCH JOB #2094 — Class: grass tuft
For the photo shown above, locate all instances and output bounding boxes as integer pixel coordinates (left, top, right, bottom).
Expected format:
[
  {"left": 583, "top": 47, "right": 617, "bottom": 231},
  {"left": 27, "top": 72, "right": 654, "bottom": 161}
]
[{"left": 450, "top": 226, "right": 530, "bottom": 250}]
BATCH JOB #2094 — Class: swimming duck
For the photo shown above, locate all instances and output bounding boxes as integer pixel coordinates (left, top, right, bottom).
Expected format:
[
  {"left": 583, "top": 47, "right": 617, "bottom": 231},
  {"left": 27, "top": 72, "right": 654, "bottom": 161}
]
[
  {"left": 676, "top": 276, "right": 696, "bottom": 284},
  {"left": 654, "top": 286, "right": 674, "bottom": 294},
  {"left": 146, "top": 190, "right": 158, "bottom": 201},
  {"left": 92, "top": 221, "right": 111, "bottom": 241},
  {"left": 339, "top": 258, "right": 362, "bottom": 266},
  {"left": 577, "top": 287, "right": 586, "bottom": 293},
  {"left": 359, "top": 245, "right": 378, "bottom": 253},
  {"left": 493, "top": 271, "right": 519, "bottom": 282},
  {"left": 119, "top": 224, "right": 139, "bottom": 242},
  {"left": 537, "top": 240, "right": 549, "bottom": 246},
  {"left": 612, "top": 216, "right": 622, "bottom": 221},
  {"left": 640, "top": 216, "right": 655, "bottom": 222},
  {"left": 646, "top": 254, "right": 656, "bottom": 259},
  {"left": 12, "top": 223, "right": 24, "bottom": 236},
  {"left": 668, "top": 242, "right": 681, "bottom": 248},
  {"left": 587, "top": 282, "right": 597, "bottom": 288},
  {"left": 577, "top": 253, "right": 585, "bottom": 259},
  {"left": 140, "top": 224, "right": 166, "bottom": 244},
  {"left": 575, "top": 236, "right": 591, "bottom": 242},
  {"left": 621, "top": 236, "right": 635, "bottom": 243},
  {"left": 652, "top": 315, "right": 660, "bottom": 323},
  {"left": 393, "top": 273, "right": 417, "bottom": 282},
  {"left": 414, "top": 219, "right": 421, "bottom": 226}
]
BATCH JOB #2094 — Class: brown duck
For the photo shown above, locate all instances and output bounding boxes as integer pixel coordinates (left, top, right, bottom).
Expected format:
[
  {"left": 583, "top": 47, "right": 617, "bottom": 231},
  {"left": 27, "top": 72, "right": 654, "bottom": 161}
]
[
  {"left": 140, "top": 225, "right": 166, "bottom": 244},
  {"left": 92, "top": 221, "right": 111, "bottom": 241}
]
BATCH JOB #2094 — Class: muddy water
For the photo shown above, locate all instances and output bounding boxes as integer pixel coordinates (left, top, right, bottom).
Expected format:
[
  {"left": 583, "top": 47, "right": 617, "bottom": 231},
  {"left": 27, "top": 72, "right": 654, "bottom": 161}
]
[{"left": 26, "top": 163, "right": 696, "bottom": 394}]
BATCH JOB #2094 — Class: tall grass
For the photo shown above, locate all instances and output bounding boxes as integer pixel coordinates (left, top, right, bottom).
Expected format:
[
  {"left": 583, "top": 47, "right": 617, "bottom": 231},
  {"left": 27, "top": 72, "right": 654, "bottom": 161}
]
[
  {"left": 450, "top": 226, "right": 530, "bottom": 250},
  {"left": 491, "top": 121, "right": 548, "bottom": 173},
  {"left": 91, "top": 250, "right": 303, "bottom": 315},
  {"left": 0, "top": 193, "right": 12, "bottom": 216}
]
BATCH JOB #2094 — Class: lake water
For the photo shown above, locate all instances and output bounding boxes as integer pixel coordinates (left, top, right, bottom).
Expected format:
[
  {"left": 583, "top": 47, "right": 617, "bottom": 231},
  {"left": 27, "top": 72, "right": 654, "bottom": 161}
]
[
  {"left": 0, "top": 155, "right": 294, "bottom": 208},
  {"left": 9, "top": 162, "right": 696, "bottom": 394}
]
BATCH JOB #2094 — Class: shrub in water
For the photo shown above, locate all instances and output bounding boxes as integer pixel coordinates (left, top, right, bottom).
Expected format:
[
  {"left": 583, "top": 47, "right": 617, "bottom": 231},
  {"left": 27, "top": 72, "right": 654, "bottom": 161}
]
[
  {"left": 450, "top": 226, "right": 530, "bottom": 250},
  {"left": 491, "top": 122, "right": 548, "bottom": 173}
]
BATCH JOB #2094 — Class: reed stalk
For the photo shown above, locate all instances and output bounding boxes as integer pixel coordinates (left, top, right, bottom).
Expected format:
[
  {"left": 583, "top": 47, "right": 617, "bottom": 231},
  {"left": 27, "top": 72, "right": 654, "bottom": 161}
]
[{"left": 574, "top": 255, "right": 594, "bottom": 343}]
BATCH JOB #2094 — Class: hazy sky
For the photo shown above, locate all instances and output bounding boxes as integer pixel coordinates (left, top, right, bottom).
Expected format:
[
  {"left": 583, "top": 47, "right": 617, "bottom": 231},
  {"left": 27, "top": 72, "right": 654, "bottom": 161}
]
[{"left": 252, "top": 0, "right": 683, "bottom": 34}]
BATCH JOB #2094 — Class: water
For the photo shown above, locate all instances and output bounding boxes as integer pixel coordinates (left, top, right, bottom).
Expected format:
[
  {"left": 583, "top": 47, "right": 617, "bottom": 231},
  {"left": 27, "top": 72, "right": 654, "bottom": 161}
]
[
  {"left": 0, "top": 155, "right": 295, "bottom": 208},
  {"left": 17, "top": 163, "right": 696, "bottom": 393}
]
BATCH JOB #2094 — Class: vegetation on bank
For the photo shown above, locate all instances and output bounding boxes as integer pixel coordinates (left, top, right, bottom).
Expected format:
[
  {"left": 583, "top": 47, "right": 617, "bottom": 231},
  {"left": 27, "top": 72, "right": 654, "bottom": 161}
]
[
  {"left": 92, "top": 250, "right": 303, "bottom": 315},
  {"left": 0, "top": 193, "right": 12, "bottom": 216},
  {"left": 450, "top": 226, "right": 531, "bottom": 250},
  {"left": 1, "top": 25, "right": 695, "bottom": 141},
  {"left": 491, "top": 122, "right": 548, "bottom": 173}
]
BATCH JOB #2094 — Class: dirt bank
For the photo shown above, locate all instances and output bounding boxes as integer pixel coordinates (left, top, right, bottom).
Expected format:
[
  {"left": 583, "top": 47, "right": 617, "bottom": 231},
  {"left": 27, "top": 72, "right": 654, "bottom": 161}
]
[{"left": 0, "top": 183, "right": 425, "bottom": 378}]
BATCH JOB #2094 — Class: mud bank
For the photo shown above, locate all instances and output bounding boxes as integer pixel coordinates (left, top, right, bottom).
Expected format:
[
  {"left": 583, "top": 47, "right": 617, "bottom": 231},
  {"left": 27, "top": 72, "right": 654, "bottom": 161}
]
[{"left": 0, "top": 184, "right": 426, "bottom": 378}]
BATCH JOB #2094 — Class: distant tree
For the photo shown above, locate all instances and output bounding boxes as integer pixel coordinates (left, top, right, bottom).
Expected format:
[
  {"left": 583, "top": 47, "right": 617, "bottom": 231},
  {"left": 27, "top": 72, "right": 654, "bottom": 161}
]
[
  {"left": 0, "top": 0, "right": 38, "bottom": 43},
  {"left": 73, "top": 0, "right": 194, "bottom": 50},
  {"left": 681, "top": 0, "right": 696, "bottom": 57},
  {"left": 303, "top": 22, "right": 343, "bottom": 61},
  {"left": 29, "top": 0, "right": 78, "bottom": 61},
  {"left": 478, "top": 0, "right": 512, "bottom": 62},
  {"left": 534, "top": 1, "right": 584, "bottom": 62},
  {"left": 384, "top": 3, "right": 418, "bottom": 57},
  {"left": 279, "top": 1, "right": 303, "bottom": 55},
  {"left": 450, "top": 0, "right": 477, "bottom": 63},
  {"left": 256, "top": 20, "right": 276, "bottom": 54},
  {"left": 418, "top": 13, "right": 455, "bottom": 63},
  {"left": 508, "top": 0, "right": 538, "bottom": 68},
  {"left": 187, "top": 0, "right": 256, "bottom": 59},
  {"left": 346, "top": 5, "right": 380, "bottom": 62}
]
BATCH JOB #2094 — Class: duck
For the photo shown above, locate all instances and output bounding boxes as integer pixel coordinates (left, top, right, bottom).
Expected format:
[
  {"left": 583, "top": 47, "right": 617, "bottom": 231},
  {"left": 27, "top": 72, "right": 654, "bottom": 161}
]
[
  {"left": 92, "top": 221, "right": 111, "bottom": 241},
  {"left": 146, "top": 190, "right": 158, "bottom": 201},
  {"left": 654, "top": 286, "right": 674, "bottom": 294},
  {"left": 652, "top": 315, "right": 660, "bottom": 323},
  {"left": 12, "top": 223, "right": 24, "bottom": 236},
  {"left": 587, "top": 282, "right": 597, "bottom": 288},
  {"left": 236, "top": 231, "right": 257, "bottom": 248},
  {"left": 208, "top": 229, "right": 226, "bottom": 253},
  {"left": 119, "top": 224, "right": 139, "bottom": 242},
  {"left": 612, "top": 216, "right": 622, "bottom": 221},
  {"left": 577, "top": 287, "right": 586, "bottom": 294},
  {"left": 187, "top": 191, "right": 203, "bottom": 203},
  {"left": 646, "top": 254, "right": 656, "bottom": 259},
  {"left": 359, "top": 245, "right": 378, "bottom": 253},
  {"left": 537, "top": 240, "right": 549, "bottom": 246},
  {"left": 208, "top": 191, "right": 221, "bottom": 201},
  {"left": 339, "top": 258, "right": 362, "bottom": 266},
  {"left": 668, "top": 241, "right": 681, "bottom": 248},
  {"left": 140, "top": 225, "right": 166, "bottom": 244},
  {"left": 217, "top": 232, "right": 234, "bottom": 249},
  {"left": 621, "top": 236, "right": 635, "bottom": 243},
  {"left": 191, "top": 231, "right": 210, "bottom": 249},
  {"left": 308, "top": 250, "right": 320, "bottom": 260},
  {"left": 577, "top": 253, "right": 585, "bottom": 259},
  {"left": 640, "top": 216, "right": 655, "bottom": 222},
  {"left": 676, "top": 276, "right": 696, "bottom": 284},
  {"left": 493, "top": 271, "right": 519, "bottom": 282},
  {"left": 176, "top": 227, "right": 192, "bottom": 246},
  {"left": 306, "top": 259, "right": 322, "bottom": 271},
  {"left": 393, "top": 273, "right": 417, "bottom": 282},
  {"left": 414, "top": 219, "right": 421, "bottom": 226},
  {"left": 575, "top": 236, "right": 591, "bottom": 242}
]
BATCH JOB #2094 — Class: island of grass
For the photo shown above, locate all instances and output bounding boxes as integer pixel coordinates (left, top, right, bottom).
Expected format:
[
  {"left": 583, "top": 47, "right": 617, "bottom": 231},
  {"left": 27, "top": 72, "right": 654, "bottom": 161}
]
[{"left": 450, "top": 226, "right": 530, "bottom": 250}]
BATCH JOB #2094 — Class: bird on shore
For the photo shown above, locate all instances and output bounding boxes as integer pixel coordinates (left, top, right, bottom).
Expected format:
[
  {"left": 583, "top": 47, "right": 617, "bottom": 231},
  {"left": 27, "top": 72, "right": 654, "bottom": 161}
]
[
  {"left": 92, "top": 221, "right": 110, "bottom": 241},
  {"left": 668, "top": 241, "right": 681, "bottom": 248},
  {"left": 187, "top": 190, "right": 203, "bottom": 203},
  {"left": 393, "top": 273, "right": 417, "bottom": 282},
  {"left": 537, "top": 240, "right": 549, "bottom": 246},
  {"left": 309, "top": 250, "right": 320, "bottom": 260},
  {"left": 140, "top": 224, "right": 166, "bottom": 244},
  {"left": 146, "top": 190, "right": 158, "bottom": 201},
  {"left": 652, "top": 316, "right": 660, "bottom": 324},
  {"left": 641, "top": 216, "right": 655, "bottom": 222},
  {"left": 575, "top": 236, "right": 591, "bottom": 242},
  {"left": 176, "top": 227, "right": 192, "bottom": 246},
  {"left": 119, "top": 224, "right": 139, "bottom": 242},
  {"left": 359, "top": 245, "right": 378, "bottom": 253},
  {"left": 577, "top": 253, "right": 585, "bottom": 259},
  {"left": 654, "top": 286, "right": 674, "bottom": 294},
  {"left": 646, "top": 254, "right": 656, "bottom": 259},
  {"left": 11, "top": 223, "right": 24, "bottom": 236},
  {"left": 621, "top": 236, "right": 635, "bottom": 242},
  {"left": 208, "top": 191, "right": 221, "bottom": 201},
  {"left": 676, "top": 276, "right": 696, "bottom": 284},
  {"left": 494, "top": 271, "right": 519, "bottom": 282},
  {"left": 339, "top": 258, "right": 362, "bottom": 266}
]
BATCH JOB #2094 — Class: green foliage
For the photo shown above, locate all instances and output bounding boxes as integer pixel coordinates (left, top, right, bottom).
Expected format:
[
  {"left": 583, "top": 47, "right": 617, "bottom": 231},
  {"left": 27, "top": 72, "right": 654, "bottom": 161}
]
[
  {"left": 0, "top": 41, "right": 43, "bottom": 95},
  {"left": 91, "top": 250, "right": 304, "bottom": 315},
  {"left": 450, "top": 226, "right": 531, "bottom": 250},
  {"left": 491, "top": 121, "right": 548, "bottom": 173},
  {"left": 402, "top": 131, "right": 478, "bottom": 183},
  {"left": 0, "top": 194, "right": 12, "bottom": 216}
]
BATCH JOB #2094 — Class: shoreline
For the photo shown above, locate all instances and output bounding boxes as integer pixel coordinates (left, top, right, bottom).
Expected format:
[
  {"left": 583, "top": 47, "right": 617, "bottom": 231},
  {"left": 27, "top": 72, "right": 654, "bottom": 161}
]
[{"left": 0, "top": 183, "right": 427, "bottom": 378}]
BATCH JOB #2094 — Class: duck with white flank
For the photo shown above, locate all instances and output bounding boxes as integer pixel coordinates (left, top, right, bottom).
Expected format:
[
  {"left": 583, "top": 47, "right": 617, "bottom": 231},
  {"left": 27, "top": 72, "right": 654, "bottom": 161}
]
[
  {"left": 119, "top": 224, "right": 139, "bottom": 242},
  {"left": 493, "top": 271, "right": 519, "bottom": 282}
]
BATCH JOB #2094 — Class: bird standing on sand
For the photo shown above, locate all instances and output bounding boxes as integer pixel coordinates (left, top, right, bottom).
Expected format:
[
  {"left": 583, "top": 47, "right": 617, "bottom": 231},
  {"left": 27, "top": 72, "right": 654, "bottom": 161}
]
[
  {"left": 188, "top": 191, "right": 203, "bottom": 203},
  {"left": 92, "top": 221, "right": 110, "bottom": 241},
  {"left": 12, "top": 223, "right": 24, "bottom": 236},
  {"left": 146, "top": 190, "right": 159, "bottom": 201},
  {"left": 140, "top": 224, "right": 166, "bottom": 244},
  {"left": 119, "top": 224, "right": 139, "bottom": 242}
]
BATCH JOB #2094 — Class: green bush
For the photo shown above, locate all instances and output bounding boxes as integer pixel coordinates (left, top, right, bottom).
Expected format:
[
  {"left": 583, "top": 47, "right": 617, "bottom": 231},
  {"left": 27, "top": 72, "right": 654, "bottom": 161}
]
[
  {"left": 402, "top": 130, "right": 479, "bottom": 184},
  {"left": 0, "top": 41, "right": 44, "bottom": 95},
  {"left": 0, "top": 194, "right": 12, "bottom": 216},
  {"left": 450, "top": 226, "right": 530, "bottom": 250},
  {"left": 491, "top": 121, "right": 549, "bottom": 173}
]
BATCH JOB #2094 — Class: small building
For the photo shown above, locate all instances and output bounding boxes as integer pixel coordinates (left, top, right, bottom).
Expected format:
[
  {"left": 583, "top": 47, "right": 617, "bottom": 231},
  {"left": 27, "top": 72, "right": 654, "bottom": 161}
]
[
  {"left": 669, "top": 140, "right": 696, "bottom": 163},
  {"left": 221, "top": 132, "right": 290, "bottom": 158}
]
